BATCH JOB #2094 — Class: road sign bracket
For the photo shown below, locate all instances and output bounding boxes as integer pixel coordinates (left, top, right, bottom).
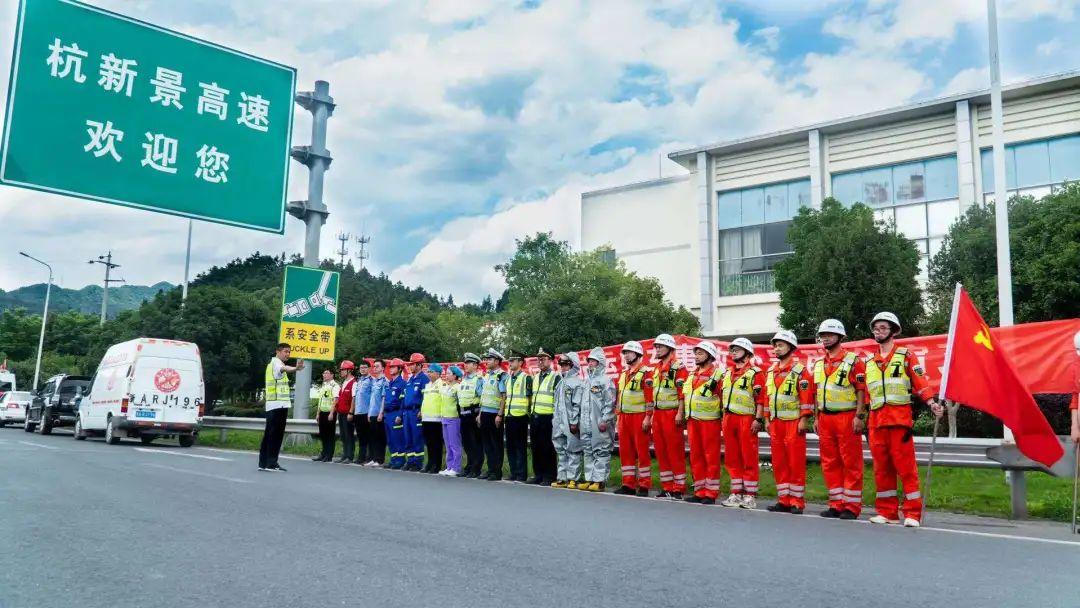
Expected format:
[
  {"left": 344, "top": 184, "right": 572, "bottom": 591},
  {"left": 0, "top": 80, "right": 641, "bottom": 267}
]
[
  {"left": 287, "top": 200, "right": 328, "bottom": 220},
  {"left": 295, "top": 89, "right": 336, "bottom": 115},
  {"left": 290, "top": 145, "right": 333, "bottom": 169}
]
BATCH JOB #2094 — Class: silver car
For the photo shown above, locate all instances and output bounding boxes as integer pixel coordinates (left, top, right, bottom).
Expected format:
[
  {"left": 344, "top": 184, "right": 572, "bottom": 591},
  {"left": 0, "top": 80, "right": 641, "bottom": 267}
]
[{"left": 0, "top": 391, "right": 32, "bottom": 427}]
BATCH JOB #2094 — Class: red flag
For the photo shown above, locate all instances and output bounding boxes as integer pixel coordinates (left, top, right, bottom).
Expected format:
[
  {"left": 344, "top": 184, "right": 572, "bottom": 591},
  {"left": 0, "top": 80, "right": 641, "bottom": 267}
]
[{"left": 940, "top": 285, "right": 1064, "bottom": 467}]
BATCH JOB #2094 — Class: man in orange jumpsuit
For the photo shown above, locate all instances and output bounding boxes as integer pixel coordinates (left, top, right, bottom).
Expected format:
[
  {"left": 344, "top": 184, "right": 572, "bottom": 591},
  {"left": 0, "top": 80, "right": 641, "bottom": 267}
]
[
  {"left": 614, "top": 340, "right": 655, "bottom": 497},
  {"left": 866, "top": 312, "right": 943, "bottom": 528},
  {"left": 764, "top": 330, "right": 815, "bottom": 514},
  {"left": 677, "top": 341, "right": 724, "bottom": 505},
  {"left": 719, "top": 337, "right": 766, "bottom": 509},
  {"left": 650, "top": 333, "right": 688, "bottom": 500},
  {"left": 813, "top": 319, "right": 867, "bottom": 520}
]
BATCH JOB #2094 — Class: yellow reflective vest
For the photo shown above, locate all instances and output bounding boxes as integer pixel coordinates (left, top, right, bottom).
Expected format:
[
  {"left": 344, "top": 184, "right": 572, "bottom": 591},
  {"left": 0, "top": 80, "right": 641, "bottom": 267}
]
[
  {"left": 506, "top": 372, "right": 531, "bottom": 417},
  {"left": 652, "top": 360, "right": 684, "bottom": 410},
  {"left": 264, "top": 360, "right": 291, "bottom": 403},
  {"left": 722, "top": 366, "right": 760, "bottom": 416},
  {"left": 617, "top": 364, "right": 650, "bottom": 414},
  {"left": 533, "top": 371, "right": 558, "bottom": 415},
  {"left": 766, "top": 363, "right": 804, "bottom": 421},
  {"left": 421, "top": 378, "right": 443, "bottom": 421},
  {"left": 440, "top": 381, "right": 460, "bottom": 418},
  {"left": 865, "top": 348, "right": 913, "bottom": 410},
  {"left": 684, "top": 366, "right": 724, "bottom": 421},
  {"left": 813, "top": 352, "right": 859, "bottom": 412}
]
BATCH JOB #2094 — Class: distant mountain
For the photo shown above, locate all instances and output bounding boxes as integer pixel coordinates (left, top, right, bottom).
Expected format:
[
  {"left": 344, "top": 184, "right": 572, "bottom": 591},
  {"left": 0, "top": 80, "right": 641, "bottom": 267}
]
[{"left": 0, "top": 282, "right": 174, "bottom": 317}]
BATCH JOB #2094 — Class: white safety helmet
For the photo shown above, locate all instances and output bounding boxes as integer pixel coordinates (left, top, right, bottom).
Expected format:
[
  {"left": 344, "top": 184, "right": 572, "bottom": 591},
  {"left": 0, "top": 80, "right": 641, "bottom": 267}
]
[
  {"left": 653, "top": 333, "right": 677, "bottom": 350},
  {"left": 730, "top": 337, "right": 755, "bottom": 356},
  {"left": 1074, "top": 329, "right": 1080, "bottom": 354},
  {"left": 817, "top": 319, "right": 847, "bottom": 337},
  {"left": 621, "top": 340, "right": 644, "bottom": 356},
  {"left": 771, "top": 330, "right": 798, "bottom": 349},
  {"left": 694, "top": 340, "right": 719, "bottom": 361},
  {"left": 872, "top": 311, "right": 902, "bottom": 334}
]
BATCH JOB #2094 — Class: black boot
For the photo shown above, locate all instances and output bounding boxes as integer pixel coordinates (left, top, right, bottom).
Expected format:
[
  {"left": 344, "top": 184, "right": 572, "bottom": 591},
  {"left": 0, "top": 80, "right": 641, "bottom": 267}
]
[
  {"left": 613, "top": 486, "right": 636, "bottom": 496},
  {"left": 767, "top": 503, "right": 792, "bottom": 513},
  {"left": 636, "top": 488, "right": 650, "bottom": 498}
]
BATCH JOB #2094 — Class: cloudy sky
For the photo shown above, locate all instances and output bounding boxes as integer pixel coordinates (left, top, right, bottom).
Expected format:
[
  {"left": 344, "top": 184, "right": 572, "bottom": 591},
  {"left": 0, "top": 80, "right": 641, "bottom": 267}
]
[{"left": 1, "top": 0, "right": 1078, "bottom": 302}]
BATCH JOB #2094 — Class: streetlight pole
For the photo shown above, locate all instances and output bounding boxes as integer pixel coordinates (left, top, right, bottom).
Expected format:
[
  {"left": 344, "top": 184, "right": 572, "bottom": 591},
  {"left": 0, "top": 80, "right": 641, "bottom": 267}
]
[
  {"left": 19, "top": 252, "right": 51, "bottom": 391},
  {"left": 182, "top": 220, "right": 193, "bottom": 305},
  {"left": 88, "top": 251, "right": 122, "bottom": 326}
]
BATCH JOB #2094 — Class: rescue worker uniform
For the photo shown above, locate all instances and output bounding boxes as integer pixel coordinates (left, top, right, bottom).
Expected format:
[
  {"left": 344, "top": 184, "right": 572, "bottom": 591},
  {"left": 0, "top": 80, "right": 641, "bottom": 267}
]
[
  {"left": 334, "top": 373, "right": 357, "bottom": 463},
  {"left": 504, "top": 361, "right": 534, "bottom": 482},
  {"left": 684, "top": 362, "right": 724, "bottom": 501},
  {"left": 616, "top": 359, "right": 654, "bottom": 494},
  {"left": 403, "top": 368, "right": 429, "bottom": 471},
  {"left": 457, "top": 362, "right": 485, "bottom": 478},
  {"left": 552, "top": 353, "right": 585, "bottom": 487},
  {"left": 420, "top": 367, "right": 444, "bottom": 474},
  {"left": 440, "top": 368, "right": 464, "bottom": 476},
  {"left": 581, "top": 348, "right": 615, "bottom": 490},
  {"left": 530, "top": 360, "right": 560, "bottom": 485},
  {"left": 366, "top": 372, "right": 388, "bottom": 465},
  {"left": 383, "top": 372, "right": 408, "bottom": 469},
  {"left": 314, "top": 378, "right": 340, "bottom": 462},
  {"left": 765, "top": 358, "right": 814, "bottom": 511},
  {"left": 651, "top": 354, "right": 688, "bottom": 497},
  {"left": 479, "top": 363, "right": 508, "bottom": 481},
  {"left": 866, "top": 346, "right": 934, "bottom": 523},
  {"left": 720, "top": 360, "right": 766, "bottom": 502},
  {"left": 814, "top": 349, "right": 867, "bottom": 517},
  {"left": 353, "top": 370, "right": 374, "bottom": 464}
]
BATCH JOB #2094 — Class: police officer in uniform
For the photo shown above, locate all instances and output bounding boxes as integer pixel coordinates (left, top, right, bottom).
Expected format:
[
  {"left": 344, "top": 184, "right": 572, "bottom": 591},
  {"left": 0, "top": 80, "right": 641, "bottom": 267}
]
[
  {"left": 528, "top": 348, "right": 560, "bottom": 485},
  {"left": 504, "top": 350, "right": 534, "bottom": 482},
  {"left": 458, "top": 353, "right": 486, "bottom": 478}
]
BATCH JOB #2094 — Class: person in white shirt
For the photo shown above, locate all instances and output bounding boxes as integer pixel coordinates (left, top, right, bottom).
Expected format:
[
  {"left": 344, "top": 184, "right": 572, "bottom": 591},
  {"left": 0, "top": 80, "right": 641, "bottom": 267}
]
[{"left": 259, "top": 343, "right": 304, "bottom": 472}]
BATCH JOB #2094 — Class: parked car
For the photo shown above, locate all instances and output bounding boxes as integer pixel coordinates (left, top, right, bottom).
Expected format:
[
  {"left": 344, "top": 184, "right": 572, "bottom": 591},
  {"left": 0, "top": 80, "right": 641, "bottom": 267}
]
[
  {"left": 0, "top": 369, "right": 16, "bottom": 394},
  {"left": 24, "top": 374, "right": 91, "bottom": 434},
  {"left": 76, "top": 338, "right": 204, "bottom": 447},
  {"left": 0, "top": 391, "right": 32, "bottom": 427}
]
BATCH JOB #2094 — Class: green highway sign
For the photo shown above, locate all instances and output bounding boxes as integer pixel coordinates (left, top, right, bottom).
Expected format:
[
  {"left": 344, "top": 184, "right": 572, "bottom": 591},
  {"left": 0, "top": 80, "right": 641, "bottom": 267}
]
[
  {"left": 0, "top": 0, "right": 296, "bottom": 233},
  {"left": 279, "top": 265, "right": 340, "bottom": 361}
]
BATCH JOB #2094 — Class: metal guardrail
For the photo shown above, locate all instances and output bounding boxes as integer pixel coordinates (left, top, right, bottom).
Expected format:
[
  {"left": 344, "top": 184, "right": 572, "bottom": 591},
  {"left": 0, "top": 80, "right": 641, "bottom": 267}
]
[{"left": 201, "top": 416, "right": 1035, "bottom": 471}]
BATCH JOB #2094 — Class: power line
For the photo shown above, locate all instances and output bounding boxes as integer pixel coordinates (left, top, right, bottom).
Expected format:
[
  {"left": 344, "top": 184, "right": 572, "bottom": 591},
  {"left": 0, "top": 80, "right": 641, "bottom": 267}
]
[{"left": 87, "top": 251, "right": 124, "bottom": 325}]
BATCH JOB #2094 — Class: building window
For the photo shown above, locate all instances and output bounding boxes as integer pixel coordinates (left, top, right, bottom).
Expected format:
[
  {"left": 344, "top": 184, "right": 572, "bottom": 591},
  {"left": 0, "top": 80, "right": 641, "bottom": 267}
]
[
  {"left": 598, "top": 248, "right": 616, "bottom": 266},
  {"left": 717, "top": 178, "right": 809, "bottom": 296},
  {"left": 831, "top": 155, "right": 960, "bottom": 285},
  {"left": 980, "top": 133, "right": 1080, "bottom": 197}
]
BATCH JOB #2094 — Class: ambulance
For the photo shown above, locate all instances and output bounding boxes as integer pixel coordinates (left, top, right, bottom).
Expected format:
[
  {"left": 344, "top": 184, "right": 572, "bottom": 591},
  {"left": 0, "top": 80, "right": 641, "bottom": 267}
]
[{"left": 77, "top": 338, "right": 204, "bottom": 446}]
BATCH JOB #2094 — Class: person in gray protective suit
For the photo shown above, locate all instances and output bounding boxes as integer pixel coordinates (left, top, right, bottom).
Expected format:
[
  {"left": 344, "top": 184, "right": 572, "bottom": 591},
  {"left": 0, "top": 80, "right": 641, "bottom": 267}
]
[
  {"left": 580, "top": 347, "right": 616, "bottom": 492},
  {"left": 551, "top": 351, "right": 585, "bottom": 489}
]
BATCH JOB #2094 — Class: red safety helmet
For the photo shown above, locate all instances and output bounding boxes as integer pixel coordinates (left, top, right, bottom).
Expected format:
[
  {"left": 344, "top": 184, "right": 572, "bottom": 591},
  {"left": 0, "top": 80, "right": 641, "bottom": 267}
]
[
  {"left": 387, "top": 358, "right": 405, "bottom": 369},
  {"left": 339, "top": 360, "right": 355, "bottom": 370},
  {"left": 408, "top": 353, "right": 426, "bottom": 364}
]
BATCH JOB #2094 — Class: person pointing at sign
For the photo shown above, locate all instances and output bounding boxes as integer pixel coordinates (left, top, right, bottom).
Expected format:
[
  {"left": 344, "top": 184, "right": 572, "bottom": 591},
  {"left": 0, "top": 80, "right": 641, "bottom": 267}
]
[{"left": 259, "top": 343, "right": 304, "bottom": 472}]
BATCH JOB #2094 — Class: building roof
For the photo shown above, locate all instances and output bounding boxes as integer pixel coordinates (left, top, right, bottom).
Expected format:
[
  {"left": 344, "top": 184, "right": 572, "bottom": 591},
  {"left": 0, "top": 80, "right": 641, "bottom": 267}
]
[
  {"left": 581, "top": 173, "right": 689, "bottom": 199},
  {"left": 668, "top": 70, "right": 1080, "bottom": 168}
]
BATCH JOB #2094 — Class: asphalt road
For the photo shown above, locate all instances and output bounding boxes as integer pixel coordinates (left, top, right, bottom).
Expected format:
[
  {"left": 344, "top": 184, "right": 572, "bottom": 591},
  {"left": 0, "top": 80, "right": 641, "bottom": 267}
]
[{"left": 1, "top": 428, "right": 1078, "bottom": 608}]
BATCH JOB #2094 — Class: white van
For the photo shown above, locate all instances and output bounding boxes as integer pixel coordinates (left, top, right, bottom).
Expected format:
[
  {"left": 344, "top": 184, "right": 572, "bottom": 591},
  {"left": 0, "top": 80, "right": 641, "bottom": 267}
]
[{"left": 77, "top": 338, "right": 204, "bottom": 447}]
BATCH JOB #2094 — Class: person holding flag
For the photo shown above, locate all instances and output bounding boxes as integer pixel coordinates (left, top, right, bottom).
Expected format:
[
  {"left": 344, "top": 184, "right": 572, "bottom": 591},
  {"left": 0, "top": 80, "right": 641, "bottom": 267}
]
[
  {"left": 1070, "top": 330, "right": 1080, "bottom": 446},
  {"left": 865, "top": 312, "right": 943, "bottom": 528}
]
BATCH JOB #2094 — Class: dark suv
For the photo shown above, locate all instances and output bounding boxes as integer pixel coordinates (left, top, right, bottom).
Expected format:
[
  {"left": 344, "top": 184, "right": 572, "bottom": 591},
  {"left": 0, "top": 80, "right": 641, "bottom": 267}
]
[{"left": 25, "top": 374, "right": 91, "bottom": 435}]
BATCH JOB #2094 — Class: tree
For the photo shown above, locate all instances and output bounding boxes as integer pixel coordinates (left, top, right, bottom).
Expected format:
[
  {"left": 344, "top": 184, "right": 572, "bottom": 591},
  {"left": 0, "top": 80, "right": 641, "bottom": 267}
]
[
  {"left": 926, "top": 184, "right": 1080, "bottom": 331},
  {"left": 497, "top": 233, "right": 700, "bottom": 352},
  {"left": 774, "top": 198, "right": 924, "bottom": 339},
  {"left": 337, "top": 303, "right": 453, "bottom": 362}
]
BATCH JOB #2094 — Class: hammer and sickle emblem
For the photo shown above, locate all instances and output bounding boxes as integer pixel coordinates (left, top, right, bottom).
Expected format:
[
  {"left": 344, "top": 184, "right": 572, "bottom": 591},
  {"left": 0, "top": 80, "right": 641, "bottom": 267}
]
[{"left": 973, "top": 325, "right": 994, "bottom": 351}]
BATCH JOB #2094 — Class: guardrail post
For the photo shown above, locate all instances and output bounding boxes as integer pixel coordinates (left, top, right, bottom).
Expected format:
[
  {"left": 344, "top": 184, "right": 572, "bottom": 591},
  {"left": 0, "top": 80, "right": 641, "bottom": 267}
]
[
  {"left": 1008, "top": 470, "right": 1027, "bottom": 519},
  {"left": 218, "top": 428, "right": 227, "bottom": 443}
]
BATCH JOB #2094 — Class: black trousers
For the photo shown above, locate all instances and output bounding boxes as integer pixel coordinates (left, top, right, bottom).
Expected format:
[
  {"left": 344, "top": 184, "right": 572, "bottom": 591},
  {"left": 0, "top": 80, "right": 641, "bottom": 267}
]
[
  {"left": 337, "top": 413, "right": 355, "bottom": 461},
  {"left": 368, "top": 414, "right": 386, "bottom": 463},
  {"left": 422, "top": 420, "right": 444, "bottom": 472},
  {"left": 505, "top": 415, "right": 529, "bottom": 481},
  {"left": 258, "top": 408, "right": 288, "bottom": 469},
  {"left": 479, "top": 411, "right": 504, "bottom": 479},
  {"left": 460, "top": 410, "right": 483, "bottom": 475},
  {"left": 317, "top": 411, "right": 335, "bottom": 459},
  {"left": 529, "top": 413, "right": 556, "bottom": 482},
  {"left": 353, "top": 414, "right": 372, "bottom": 463}
]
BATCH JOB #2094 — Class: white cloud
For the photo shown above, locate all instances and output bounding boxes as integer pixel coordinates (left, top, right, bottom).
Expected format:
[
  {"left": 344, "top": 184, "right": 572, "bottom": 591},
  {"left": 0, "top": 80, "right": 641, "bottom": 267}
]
[
  {"left": 941, "top": 67, "right": 989, "bottom": 95},
  {"left": 1037, "top": 38, "right": 1063, "bottom": 57},
  {"left": 752, "top": 26, "right": 781, "bottom": 52}
]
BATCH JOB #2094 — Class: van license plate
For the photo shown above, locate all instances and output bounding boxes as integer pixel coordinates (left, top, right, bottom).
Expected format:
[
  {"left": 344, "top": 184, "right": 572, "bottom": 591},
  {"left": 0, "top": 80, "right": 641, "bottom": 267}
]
[{"left": 135, "top": 409, "right": 156, "bottom": 419}]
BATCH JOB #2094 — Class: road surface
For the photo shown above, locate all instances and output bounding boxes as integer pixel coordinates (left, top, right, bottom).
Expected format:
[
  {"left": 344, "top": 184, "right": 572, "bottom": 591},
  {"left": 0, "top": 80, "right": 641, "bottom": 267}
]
[{"left": 1, "top": 427, "right": 1077, "bottom": 608}]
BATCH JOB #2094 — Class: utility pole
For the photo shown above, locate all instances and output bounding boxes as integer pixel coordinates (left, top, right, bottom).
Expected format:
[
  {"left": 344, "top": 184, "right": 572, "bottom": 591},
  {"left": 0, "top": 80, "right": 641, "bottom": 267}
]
[
  {"left": 335, "top": 231, "right": 350, "bottom": 266},
  {"left": 288, "top": 80, "right": 335, "bottom": 422},
  {"left": 19, "top": 252, "right": 51, "bottom": 391},
  {"left": 88, "top": 251, "right": 123, "bottom": 326},
  {"left": 182, "top": 220, "right": 193, "bottom": 305},
  {"left": 986, "top": 0, "right": 1024, "bottom": 519},
  {"left": 354, "top": 234, "right": 370, "bottom": 270}
]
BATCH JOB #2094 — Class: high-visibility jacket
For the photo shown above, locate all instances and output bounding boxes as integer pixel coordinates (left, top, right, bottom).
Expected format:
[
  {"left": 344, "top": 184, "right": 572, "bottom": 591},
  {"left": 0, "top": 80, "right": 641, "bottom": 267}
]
[
  {"left": 421, "top": 378, "right": 443, "bottom": 420},
  {"left": 617, "top": 364, "right": 651, "bottom": 414},
  {"left": 685, "top": 366, "right": 724, "bottom": 421},
  {"left": 480, "top": 371, "right": 504, "bottom": 412},
  {"left": 264, "top": 360, "right": 290, "bottom": 403},
  {"left": 317, "top": 381, "right": 337, "bottom": 413},
  {"left": 652, "top": 359, "right": 686, "bottom": 410},
  {"left": 457, "top": 374, "right": 482, "bottom": 413},
  {"left": 813, "top": 352, "right": 859, "bottom": 412},
  {"left": 533, "top": 371, "right": 558, "bottom": 415},
  {"left": 506, "top": 372, "right": 531, "bottom": 417},
  {"left": 722, "top": 365, "right": 760, "bottom": 416},
  {"left": 440, "top": 381, "right": 460, "bottom": 418},
  {"left": 865, "top": 347, "right": 913, "bottom": 410},
  {"left": 766, "top": 362, "right": 805, "bottom": 420}
]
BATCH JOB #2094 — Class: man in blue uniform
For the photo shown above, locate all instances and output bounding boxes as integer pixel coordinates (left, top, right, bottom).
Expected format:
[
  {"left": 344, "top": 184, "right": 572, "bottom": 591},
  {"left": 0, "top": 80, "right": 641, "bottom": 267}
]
[
  {"left": 381, "top": 358, "right": 408, "bottom": 469},
  {"left": 403, "top": 353, "right": 430, "bottom": 471},
  {"left": 479, "top": 348, "right": 508, "bottom": 481}
]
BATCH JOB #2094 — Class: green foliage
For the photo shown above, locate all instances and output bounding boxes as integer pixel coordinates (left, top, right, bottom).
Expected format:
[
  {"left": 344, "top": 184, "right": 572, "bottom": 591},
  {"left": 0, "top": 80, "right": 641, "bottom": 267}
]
[
  {"left": 0, "top": 282, "right": 171, "bottom": 318},
  {"left": 497, "top": 233, "right": 700, "bottom": 352},
  {"left": 338, "top": 303, "right": 452, "bottom": 361},
  {"left": 926, "top": 183, "right": 1080, "bottom": 331},
  {"left": 774, "top": 198, "right": 924, "bottom": 339}
]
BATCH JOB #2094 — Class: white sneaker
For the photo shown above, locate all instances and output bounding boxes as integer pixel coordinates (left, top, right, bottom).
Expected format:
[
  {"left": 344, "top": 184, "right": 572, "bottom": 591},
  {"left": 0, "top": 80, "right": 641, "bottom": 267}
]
[
  {"left": 903, "top": 517, "right": 921, "bottom": 528},
  {"left": 720, "top": 494, "right": 742, "bottom": 508},
  {"left": 444, "top": 470, "right": 459, "bottom": 477},
  {"left": 740, "top": 495, "right": 757, "bottom": 509},
  {"left": 437, "top": 469, "right": 450, "bottom": 476},
  {"left": 869, "top": 515, "right": 900, "bottom": 525}
]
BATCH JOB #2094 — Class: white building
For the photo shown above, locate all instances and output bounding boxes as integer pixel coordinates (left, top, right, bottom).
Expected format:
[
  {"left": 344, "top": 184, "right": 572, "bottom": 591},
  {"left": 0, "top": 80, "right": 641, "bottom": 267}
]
[{"left": 581, "top": 71, "right": 1080, "bottom": 340}]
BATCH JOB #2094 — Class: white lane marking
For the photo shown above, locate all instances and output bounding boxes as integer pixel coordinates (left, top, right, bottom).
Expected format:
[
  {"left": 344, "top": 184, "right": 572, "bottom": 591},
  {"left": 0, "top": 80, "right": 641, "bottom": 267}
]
[
  {"left": 133, "top": 447, "right": 230, "bottom": 461},
  {"left": 915, "top": 525, "right": 1080, "bottom": 547},
  {"left": 141, "top": 463, "right": 251, "bottom": 484},
  {"left": 196, "top": 447, "right": 250, "bottom": 455},
  {"left": 18, "top": 440, "right": 60, "bottom": 450}
]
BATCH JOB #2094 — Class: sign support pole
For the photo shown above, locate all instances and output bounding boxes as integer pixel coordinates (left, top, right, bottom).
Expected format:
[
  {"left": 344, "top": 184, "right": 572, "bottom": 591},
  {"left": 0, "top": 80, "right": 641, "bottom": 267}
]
[{"left": 289, "top": 80, "right": 335, "bottom": 421}]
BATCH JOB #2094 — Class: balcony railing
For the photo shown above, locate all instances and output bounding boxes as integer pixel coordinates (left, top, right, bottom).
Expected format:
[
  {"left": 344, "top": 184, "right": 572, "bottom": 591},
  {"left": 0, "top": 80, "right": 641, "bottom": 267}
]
[{"left": 719, "top": 270, "right": 775, "bottom": 297}]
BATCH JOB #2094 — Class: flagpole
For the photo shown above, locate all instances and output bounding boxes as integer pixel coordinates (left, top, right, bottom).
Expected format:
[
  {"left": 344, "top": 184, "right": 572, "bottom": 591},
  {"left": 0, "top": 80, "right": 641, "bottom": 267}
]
[
  {"left": 1071, "top": 442, "right": 1079, "bottom": 535},
  {"left": 922, "top": 415, "right": 941, "bottom": 525},
  {"left": 925, "top": 283, "right": 962, "bottom": 526}
]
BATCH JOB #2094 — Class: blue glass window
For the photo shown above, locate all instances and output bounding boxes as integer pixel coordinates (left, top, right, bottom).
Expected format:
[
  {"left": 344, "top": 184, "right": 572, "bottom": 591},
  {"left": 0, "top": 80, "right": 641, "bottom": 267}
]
[
  {"left": 833, "top": 156, "right": 957, "bottom": 205},
  {"left": 789, "top": 179, "right": 811, "bottom": 216},
  {"left": 763, "top": 183, "right": 788, "bottom": 223},
  {"left": 717, "top": 191, "right": 741, "bottom": 230},
  {"left": 1014, "top": 140, "right": 1051, "bottom": 189},
  {"left": 924, "top": 156, "right": 958, "bottom": 202},
  {"left": 1049, "top": 135, "right": 1080, "bottom": 183},
  {"left": 741, "top": 187, "right": 764, "bottom": 226}
]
